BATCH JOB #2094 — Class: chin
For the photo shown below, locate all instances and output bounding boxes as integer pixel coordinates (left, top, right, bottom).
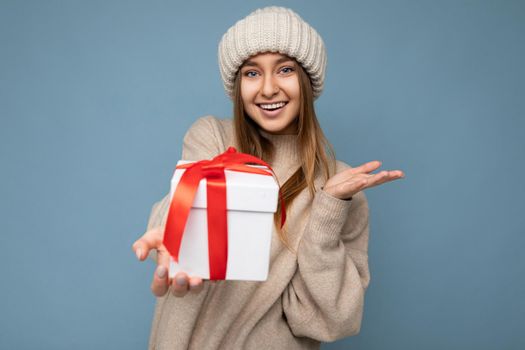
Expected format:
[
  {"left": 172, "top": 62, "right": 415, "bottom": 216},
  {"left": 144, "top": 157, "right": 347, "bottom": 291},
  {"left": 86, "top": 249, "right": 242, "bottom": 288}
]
[
  {"left": 256, "top": 120, "right": 290, "bottom": 134},
  {"left": 261, "top": 127, "right": 283, "bottom": 134}
]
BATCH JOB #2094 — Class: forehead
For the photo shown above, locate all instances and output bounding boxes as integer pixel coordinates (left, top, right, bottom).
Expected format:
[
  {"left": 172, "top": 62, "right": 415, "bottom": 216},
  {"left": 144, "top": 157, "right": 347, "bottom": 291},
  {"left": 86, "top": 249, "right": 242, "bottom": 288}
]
[{"left": 241, "top": 52, "right": 295, "bottom": 67}]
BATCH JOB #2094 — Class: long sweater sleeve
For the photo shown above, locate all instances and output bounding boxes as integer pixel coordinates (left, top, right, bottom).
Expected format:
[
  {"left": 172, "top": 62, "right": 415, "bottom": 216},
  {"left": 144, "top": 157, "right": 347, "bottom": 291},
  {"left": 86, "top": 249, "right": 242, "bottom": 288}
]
[
  {"left": 147, "top": 116, "right": 233, "bottom": 350},
  {"left": 282, "top": 187, "right": 370, "bottom": 342},
  {"left": 147, "top": 116, "right": 373, "bottom": 349}
]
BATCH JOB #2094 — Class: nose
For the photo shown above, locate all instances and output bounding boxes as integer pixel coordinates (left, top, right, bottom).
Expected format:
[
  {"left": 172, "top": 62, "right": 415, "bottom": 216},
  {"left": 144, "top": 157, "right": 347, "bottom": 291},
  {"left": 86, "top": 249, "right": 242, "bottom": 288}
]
[{"left": 261, "top": 74, "right": 279, "bottom": 99}]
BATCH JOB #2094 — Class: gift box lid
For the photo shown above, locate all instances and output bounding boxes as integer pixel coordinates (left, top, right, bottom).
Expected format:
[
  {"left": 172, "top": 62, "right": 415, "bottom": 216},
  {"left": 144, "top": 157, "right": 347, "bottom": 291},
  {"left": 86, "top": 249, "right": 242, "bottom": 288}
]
[{"left": 170, "top": 160, "right": 280, "bottom": 213}]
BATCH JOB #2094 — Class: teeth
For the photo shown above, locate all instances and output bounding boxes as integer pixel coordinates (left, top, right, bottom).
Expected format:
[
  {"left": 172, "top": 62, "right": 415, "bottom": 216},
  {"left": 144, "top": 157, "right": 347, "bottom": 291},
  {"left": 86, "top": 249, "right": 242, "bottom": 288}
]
[{"left": 259, "top": 102, "right": 286, "bottom": 110}]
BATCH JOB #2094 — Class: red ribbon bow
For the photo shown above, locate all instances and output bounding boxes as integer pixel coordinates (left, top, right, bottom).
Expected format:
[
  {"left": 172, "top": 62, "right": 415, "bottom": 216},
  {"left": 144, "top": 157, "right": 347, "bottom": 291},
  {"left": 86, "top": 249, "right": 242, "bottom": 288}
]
[{"left": 163, "top": 146, "right": 286, "bottom": 280}]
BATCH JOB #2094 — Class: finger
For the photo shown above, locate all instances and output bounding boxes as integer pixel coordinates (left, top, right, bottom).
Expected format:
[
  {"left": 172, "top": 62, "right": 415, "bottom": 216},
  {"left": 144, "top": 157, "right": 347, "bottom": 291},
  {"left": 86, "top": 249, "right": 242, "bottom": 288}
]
[
  {"left": 132, "top": 226, "right": 164, "bottom": 261},
  {"left": 394, "top": 170, "right": 405, "bottom": 178},
  {"left": 188, "top": 277, "right": 204, "bottom": 294},
  {"left": 348, "top": 161, "right": 382, "bottom": 175},
  {"left": 381, "top": 170, "right": 404, "bottom": 181},
  {"left": 366, "top": 170, "right": 404, "bottom": 188},
  {"left": 156, "top": 247, "right": 171, "bottom": 268},
  {"left": 172, "top": 272, "right": 189, "bottom": 297},
  {"left": 150, "top": 247, "right": 171, "bottom": 296},
  {"left": 151, "top": 265, "right": 169, "bottom": 297}
]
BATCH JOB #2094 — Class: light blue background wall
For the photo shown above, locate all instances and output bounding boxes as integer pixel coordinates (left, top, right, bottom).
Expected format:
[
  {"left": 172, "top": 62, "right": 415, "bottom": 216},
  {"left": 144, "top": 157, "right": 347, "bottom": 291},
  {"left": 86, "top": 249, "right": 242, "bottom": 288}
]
[{"left": 1, "top": 0, "right": 524, "bottom": 349}]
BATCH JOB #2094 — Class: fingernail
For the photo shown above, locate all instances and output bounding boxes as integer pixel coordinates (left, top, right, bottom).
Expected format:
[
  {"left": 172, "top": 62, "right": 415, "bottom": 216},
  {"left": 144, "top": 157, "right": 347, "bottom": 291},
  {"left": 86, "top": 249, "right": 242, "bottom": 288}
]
[
  {"left": 176, "top": 276, "right": 187, "bottom": 286},
  {"left": 156, "top": 266, "right": 167, "bottom": 278},
  {"left": 136, "top": 248, "right": 142, "bottom": 260}
]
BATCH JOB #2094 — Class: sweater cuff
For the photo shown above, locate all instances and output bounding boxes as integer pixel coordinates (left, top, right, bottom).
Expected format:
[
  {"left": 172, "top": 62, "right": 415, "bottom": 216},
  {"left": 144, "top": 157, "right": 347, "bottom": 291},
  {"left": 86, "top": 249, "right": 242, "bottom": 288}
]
[{"left": 302, "top": 189, "right": 353, "bottom": 244}]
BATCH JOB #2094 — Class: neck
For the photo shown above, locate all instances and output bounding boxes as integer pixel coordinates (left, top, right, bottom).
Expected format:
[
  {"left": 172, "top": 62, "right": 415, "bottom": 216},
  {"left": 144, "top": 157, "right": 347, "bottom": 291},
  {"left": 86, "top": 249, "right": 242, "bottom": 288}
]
[{"left": 259, "top": 129, "right": 301, "bottom": 183}]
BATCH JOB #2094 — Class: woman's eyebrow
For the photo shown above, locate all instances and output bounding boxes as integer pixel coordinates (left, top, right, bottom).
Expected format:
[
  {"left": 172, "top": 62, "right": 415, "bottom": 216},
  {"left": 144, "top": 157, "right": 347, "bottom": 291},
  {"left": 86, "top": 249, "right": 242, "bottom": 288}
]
[{"left": 241, "top": 57, "right": 294, "bottom": 68}]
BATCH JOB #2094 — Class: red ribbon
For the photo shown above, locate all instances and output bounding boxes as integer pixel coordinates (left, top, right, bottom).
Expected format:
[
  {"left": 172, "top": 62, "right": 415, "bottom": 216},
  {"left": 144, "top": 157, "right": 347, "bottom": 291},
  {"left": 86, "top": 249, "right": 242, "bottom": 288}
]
[{"left": 163, "top": 146, "right": 286, "bottom": 280}]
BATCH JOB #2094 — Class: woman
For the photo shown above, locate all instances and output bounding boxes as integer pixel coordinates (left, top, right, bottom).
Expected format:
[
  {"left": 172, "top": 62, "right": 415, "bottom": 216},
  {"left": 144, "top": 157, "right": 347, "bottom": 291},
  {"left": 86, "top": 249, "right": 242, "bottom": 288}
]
[{"left": 133, "top": 6, "right": 404, "bottom": 349}]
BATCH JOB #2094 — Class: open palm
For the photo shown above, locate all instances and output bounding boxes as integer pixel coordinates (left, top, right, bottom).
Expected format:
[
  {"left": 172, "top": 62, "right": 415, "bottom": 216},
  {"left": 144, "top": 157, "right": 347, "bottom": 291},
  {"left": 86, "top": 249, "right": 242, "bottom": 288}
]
[{"left": 323, "top": 160, "right": 404, "bottom": 200}]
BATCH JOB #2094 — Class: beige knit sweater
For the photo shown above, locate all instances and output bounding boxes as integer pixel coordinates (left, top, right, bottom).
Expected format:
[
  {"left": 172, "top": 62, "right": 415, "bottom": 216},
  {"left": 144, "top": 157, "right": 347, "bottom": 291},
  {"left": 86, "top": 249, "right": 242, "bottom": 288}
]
[{"left": 145, "top": 116, "right": 370, "bottom": 350}]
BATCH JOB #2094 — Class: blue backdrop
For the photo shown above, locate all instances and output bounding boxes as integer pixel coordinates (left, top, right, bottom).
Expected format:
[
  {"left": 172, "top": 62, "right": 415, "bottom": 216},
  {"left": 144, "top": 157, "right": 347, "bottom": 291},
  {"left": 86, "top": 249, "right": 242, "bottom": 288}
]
[{"left": 1, "top": 0, "right": 524, "bottom": 349}]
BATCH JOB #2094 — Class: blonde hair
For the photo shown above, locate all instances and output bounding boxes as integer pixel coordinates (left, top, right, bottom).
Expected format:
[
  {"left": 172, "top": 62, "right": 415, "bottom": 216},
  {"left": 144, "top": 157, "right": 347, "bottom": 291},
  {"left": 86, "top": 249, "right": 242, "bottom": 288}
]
[{"left": 232, "top": 57, "right": 336, "bottom": 248}]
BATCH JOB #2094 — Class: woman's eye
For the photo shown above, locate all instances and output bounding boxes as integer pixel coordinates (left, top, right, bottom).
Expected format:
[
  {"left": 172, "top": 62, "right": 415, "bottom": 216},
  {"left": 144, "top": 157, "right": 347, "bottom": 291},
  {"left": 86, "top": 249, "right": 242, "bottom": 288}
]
[
  {"left": 244, "top": 71, "right": 258, "bottom": 77},
  {"left": 280, "top": 67, "right": 294, "bottom": 74}
]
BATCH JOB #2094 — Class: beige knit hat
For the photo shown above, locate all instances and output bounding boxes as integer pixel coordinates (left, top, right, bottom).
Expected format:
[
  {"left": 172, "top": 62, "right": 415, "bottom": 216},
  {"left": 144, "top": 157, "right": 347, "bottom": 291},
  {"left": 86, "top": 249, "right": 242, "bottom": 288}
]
[{"left": 218, "top": 6, "right": 327, "bottom": 100}]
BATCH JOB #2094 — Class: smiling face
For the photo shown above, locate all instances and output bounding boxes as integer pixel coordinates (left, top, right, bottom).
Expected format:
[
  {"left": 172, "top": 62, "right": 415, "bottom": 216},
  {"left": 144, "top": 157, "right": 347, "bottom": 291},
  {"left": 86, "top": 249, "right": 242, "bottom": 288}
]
[{"left": 239, "top": 52, "right": 301, "bottom": 135}]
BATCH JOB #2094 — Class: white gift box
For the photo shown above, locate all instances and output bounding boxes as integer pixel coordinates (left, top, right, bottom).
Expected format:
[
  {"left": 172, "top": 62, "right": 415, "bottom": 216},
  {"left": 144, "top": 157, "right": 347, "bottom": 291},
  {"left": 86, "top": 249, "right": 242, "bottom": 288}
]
[{"left": 167, "top": 160, "right": 279, "bottom": 281}]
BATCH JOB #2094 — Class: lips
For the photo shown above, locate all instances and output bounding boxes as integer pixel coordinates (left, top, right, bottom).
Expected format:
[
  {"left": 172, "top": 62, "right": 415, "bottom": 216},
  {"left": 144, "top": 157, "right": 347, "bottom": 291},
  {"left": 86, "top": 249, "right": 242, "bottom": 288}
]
[
  {"left": 258, "top": 105, "right": 285, "bottom": 118},
  {"left": 257, "top": 102, "right": 288, "bottom": 118}
]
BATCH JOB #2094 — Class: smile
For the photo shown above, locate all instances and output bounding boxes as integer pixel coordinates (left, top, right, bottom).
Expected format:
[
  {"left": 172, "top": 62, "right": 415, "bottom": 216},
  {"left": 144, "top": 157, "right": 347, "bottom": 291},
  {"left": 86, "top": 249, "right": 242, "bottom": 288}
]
[
  {"left": 257, "top": 102, "right": 288, "bottom": 118},
  {"left": 257, "top": 101, "right": 288, "bottom": 118},
  {"left": 258, "top": 101, "right": 288, "bottom": 110}
]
